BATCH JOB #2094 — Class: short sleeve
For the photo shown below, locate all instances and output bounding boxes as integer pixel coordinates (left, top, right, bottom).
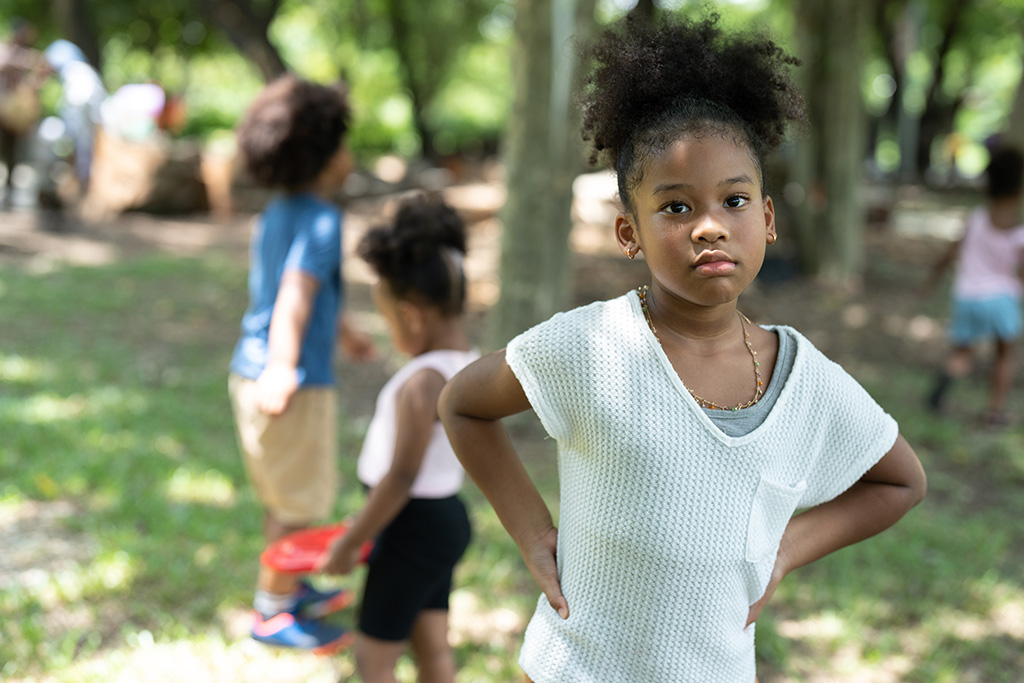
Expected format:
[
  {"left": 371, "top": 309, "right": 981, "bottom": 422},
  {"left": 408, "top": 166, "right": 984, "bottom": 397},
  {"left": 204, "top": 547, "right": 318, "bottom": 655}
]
[
  {"left": 505, "top": 313, "right": 574, "bottom": 443},
  {"left": 284, "top": 207, "right": 341, "bottom": 285},
  {"left": 797, "top": 353, "right": 900, "bottom": 510}
]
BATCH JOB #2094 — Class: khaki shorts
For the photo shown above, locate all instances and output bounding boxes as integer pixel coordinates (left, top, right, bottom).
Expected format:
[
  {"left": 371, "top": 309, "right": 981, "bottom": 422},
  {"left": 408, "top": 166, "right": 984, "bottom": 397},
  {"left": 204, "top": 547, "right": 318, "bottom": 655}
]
[{"left": 228, "top": 374, "right": 338, "bottom": 526}]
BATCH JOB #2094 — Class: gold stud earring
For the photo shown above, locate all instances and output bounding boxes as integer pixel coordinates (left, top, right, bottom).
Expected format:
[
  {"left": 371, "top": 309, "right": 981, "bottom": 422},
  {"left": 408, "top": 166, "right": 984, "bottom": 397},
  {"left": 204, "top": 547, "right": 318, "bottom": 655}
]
[
  {"left": 626, "top": 246, "right": 636, "bottom": 260},
  {"left": 767, "top": 234, "right": 777, "bottom": 245}
]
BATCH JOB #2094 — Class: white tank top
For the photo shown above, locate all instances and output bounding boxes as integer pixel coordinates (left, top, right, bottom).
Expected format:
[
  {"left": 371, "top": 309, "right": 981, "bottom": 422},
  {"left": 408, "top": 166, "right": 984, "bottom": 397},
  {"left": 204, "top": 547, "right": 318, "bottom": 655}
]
[{"left": 358, "top": 348, "right": 479, "bottom": 498}]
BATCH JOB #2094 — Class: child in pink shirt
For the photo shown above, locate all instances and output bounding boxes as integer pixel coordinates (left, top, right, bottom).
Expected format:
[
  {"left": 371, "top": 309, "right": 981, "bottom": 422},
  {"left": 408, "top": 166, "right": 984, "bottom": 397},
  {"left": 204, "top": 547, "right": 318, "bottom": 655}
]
[{"left": 926, "top": 146, "right": 1024, "bottom": 426}]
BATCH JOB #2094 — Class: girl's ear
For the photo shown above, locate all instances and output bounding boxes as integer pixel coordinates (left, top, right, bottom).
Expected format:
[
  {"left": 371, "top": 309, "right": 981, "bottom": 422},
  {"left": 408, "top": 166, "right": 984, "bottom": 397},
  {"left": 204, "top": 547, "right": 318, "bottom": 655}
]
[
  {"left": 763, "top": 195, "right": 777, "bottom": 244},
  {"left": 615, "top": 212, "right": 640, "bottom": 259}
]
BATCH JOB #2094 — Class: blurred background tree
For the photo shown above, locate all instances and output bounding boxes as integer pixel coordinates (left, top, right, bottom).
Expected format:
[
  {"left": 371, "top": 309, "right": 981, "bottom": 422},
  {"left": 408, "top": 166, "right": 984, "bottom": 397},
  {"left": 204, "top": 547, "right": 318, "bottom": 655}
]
[{"left": 2, "top": 0, "right": 1023, "bottom": 302}]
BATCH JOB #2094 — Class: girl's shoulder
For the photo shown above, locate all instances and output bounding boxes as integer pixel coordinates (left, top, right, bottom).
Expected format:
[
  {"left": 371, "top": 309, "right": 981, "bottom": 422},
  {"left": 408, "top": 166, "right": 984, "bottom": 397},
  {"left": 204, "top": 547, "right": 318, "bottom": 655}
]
[
  {"left": 509, "top": 294, "right": 635, "bottom": 350},
  {"left": 758, "top": 324, "right": 849, "bottom": 382},
  {"left": 411, "top": 348, "right": 481, "bottom": 375}
]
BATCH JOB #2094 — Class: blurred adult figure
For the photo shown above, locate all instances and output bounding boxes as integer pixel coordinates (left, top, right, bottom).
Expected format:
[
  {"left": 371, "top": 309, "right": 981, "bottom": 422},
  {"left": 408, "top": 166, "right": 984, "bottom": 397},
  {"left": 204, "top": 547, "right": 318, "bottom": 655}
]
[
  {"left": 0, "top": 19, "right": 42, "bottom": 208},
  {"left": 42, "top": 39, "right": 105, "bottom": 191}
]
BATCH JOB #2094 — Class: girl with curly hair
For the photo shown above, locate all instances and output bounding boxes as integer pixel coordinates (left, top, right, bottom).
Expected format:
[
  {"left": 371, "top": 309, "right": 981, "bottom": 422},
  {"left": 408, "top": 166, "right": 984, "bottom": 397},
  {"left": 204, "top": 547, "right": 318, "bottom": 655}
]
[{"left": 440, "top": 13, "right": 926, "bottom": 682}]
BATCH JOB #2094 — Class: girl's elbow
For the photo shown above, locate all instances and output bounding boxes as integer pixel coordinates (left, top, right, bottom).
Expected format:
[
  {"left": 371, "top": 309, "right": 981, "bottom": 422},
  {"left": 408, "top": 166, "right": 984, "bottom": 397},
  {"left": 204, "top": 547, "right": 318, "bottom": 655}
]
[
  {"left": 909, "top": 470, "right": 927, "bottom": 508},
  {"left": 437, "top": 380, "right": 459, "bottom": 427}
]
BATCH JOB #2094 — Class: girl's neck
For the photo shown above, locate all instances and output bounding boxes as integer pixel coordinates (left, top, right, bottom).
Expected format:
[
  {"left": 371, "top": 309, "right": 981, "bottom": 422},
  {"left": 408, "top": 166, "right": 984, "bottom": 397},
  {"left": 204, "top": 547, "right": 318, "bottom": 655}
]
[
  {"left": 989, "top": 196, "right": 1023, "bottom": 230},
  {"left": 416, "top": 317, "right": 472, "bottom": 356},
  {"left": 643, "top": 286, "right": 741, "bottom": 347}
]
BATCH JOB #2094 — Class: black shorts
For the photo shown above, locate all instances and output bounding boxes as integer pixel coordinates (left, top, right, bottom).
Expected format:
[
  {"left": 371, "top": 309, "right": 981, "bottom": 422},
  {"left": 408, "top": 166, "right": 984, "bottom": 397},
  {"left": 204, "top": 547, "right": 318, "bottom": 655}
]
[{"left": 358, "top": 494, "right": 471, "bottom": 641}]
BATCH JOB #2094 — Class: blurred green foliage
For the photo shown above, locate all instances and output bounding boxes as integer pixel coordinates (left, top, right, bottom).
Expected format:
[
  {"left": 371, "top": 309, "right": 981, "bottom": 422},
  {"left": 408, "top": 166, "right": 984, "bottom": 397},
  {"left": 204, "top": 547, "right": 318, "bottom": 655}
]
[{"left": 1, "top": 0, "right": 1022, "bottom": 170}]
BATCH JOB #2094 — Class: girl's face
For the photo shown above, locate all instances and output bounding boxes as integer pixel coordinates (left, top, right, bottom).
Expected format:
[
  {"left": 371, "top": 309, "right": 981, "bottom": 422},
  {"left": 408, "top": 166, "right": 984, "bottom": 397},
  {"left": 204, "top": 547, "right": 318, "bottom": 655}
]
[
  {"left": 615, "top": 133, "right": 775, "bottom": 309},
  {"left": 373, "top": 280, "right": 425, "bottom": 357}
]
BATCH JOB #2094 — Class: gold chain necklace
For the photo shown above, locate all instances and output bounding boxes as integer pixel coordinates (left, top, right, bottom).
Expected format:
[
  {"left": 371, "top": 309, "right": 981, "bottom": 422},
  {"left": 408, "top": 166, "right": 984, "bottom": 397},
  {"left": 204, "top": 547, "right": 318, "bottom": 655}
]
[{"left": 637, "top": 285, "right": 764, "bottom": 411}]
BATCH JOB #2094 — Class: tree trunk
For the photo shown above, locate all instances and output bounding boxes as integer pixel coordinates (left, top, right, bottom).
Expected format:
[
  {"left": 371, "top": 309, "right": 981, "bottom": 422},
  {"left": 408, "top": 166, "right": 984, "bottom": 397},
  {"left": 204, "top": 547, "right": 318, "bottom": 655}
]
[
  {"left": 201, "top": 0, "right": 288, "bottom": 81},
  {"left": 791, "top": 0, "right": 868, "bottom": 288},
  {"left": 787, "top": 0, "right": 824, "bottom": 276},
  {"left": 819, "top": 0, "right": 868, "bottom": 287},
  {"left": 384, "top": 0, "right": 438, "bottom": 162},
  {"left": 491, "top": 0, "right": 583, "bottom": 346},
  {"left": 628, "top": 0, "right": 656, "bottom": 23},
  {"left": 1002, "top": 30, "right": 1024, "bottom": 149},
  {"left": 50, "top": 0, "right": 102, "bottom": 71},
  {"left": 913, "top": 0, "right": 969, "bottom": 178},
  {"left": 896, "top": 0, "right": 923, "bottom": 183}
]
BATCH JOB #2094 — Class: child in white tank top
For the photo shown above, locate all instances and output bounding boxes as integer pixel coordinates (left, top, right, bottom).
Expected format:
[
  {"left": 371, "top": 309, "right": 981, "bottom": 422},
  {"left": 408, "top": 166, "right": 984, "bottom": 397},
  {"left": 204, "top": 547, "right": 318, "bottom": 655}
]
[{"left": 318, "top": 195, "right": 477, "bottom": 682}]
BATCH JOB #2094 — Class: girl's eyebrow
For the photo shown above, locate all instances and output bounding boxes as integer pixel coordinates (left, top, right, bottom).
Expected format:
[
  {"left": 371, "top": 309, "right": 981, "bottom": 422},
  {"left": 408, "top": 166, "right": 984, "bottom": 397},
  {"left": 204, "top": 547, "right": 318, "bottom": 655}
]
[{"left": 652, "top": 175, "right": 755, "bottom": 195}]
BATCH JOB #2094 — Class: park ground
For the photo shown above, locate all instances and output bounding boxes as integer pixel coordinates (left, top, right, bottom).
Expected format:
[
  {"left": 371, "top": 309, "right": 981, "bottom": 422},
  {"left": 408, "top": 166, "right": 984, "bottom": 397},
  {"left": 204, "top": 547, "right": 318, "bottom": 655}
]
[{"left": 1, "top": 178, "right": 1023, "bottom": 682}]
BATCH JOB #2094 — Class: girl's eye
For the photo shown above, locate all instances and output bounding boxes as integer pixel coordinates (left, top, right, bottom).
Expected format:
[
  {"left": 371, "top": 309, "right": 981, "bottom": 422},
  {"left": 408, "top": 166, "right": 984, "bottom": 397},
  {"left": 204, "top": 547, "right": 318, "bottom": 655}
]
[
  {"left": 725, "top": 195, "right": 750, "bottom": 209},
  {"left": 664, "top": 201, "right": 689, "bottom": 215}
]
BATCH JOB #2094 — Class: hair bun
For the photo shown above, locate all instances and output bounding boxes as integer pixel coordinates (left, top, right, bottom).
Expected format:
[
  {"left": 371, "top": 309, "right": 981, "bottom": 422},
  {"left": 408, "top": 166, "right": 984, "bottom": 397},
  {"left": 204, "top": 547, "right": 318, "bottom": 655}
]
[{"left": 358, "top": 194, "right": 468, "bottom": 315}]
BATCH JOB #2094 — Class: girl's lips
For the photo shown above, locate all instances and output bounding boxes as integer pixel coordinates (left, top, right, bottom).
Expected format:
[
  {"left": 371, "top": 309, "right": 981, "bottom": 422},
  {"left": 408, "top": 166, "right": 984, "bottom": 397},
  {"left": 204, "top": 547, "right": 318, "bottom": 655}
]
[{"left": 694, "top": 260, "right": 737, "bottom": 276}]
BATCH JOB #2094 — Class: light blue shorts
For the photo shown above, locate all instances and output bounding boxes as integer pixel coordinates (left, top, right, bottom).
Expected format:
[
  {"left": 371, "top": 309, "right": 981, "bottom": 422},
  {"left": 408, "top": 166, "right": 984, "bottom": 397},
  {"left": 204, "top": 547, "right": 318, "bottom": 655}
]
[{"left": 949, "top": 295, "right": 1022, "bottom": 346}]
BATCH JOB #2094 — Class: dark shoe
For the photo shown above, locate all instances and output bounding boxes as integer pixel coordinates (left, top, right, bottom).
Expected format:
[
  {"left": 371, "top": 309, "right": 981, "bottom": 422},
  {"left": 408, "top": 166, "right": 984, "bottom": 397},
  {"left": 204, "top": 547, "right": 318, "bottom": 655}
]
[{"left": 292, "top": 579, "right": 354, "bottom": 619}]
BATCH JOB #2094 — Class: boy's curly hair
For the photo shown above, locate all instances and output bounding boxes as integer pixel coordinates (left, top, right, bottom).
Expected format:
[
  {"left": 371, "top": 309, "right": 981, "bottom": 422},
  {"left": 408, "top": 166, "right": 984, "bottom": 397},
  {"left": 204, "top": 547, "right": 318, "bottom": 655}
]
[
  {"left": 578, "top": 12, "right": 805, "bottom": 212},
  {"left": 358, "top": 194, "right": 468, "bottom": 316},
  {"left": 237, "top": 74, "right": 350, "bottom": 191}
]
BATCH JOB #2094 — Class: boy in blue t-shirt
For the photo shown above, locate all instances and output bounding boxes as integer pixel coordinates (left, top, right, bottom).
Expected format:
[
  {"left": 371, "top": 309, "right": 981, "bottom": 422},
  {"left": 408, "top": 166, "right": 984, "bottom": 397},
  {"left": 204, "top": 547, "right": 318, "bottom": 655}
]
[{"left": 228, "top": 75, "right": 374, "bottom": 652}]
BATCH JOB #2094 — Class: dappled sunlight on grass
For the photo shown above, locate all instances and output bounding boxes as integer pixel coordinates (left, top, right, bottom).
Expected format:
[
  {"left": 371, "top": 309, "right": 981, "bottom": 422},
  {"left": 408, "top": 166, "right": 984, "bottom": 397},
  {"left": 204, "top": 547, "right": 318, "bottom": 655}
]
[
  {"left": 165, "top": 467, "right": 237, "bottom": 507},
  {"left": 0, "top": 353, "right": 56, "bottom": 383},
  {"left": 0, "top": 386, "right": 148, "bottom": 426},
  {"left": 50, "top": 630, "right": 354, "bottom": 683},
  {"left": 449, "top": 588, "right": 527, "bottom": 649}
]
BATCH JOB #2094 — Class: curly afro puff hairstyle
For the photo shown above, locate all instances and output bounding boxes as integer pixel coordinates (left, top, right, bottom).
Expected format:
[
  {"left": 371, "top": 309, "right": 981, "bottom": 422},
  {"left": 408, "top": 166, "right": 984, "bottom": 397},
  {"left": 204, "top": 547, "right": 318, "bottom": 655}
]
[
  {"left": 578, "top": 12, "right": 805, "bottom": 214},
  {"left": 986, "top": 146, "right": 1024, "bottom": 199},
  {"left": 358, "top": 194, "right": 468, "bottom": 316},
  {"left": 237, "top": 74, "right": 350, "bottom": 191}
]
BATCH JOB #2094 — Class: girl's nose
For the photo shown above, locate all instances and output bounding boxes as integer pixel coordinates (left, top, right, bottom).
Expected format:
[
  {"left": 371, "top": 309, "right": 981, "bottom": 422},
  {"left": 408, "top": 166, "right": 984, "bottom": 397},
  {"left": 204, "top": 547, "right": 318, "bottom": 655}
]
[{"left": 692, "top": 212, "right": 728, "bottom": 243}]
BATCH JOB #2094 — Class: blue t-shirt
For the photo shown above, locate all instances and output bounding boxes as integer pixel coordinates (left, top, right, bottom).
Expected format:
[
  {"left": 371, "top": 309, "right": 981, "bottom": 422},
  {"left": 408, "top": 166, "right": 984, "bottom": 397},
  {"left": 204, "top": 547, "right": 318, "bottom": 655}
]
[{"left": 230, "top": 193, "right": 343, "bottom": 386}]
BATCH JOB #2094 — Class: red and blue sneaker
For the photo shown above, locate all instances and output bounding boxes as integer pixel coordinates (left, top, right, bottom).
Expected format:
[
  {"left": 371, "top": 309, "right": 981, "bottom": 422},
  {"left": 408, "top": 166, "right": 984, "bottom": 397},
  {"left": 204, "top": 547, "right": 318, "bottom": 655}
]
[
  {"left": 292, "top": 580, "right": 353, "bottom": 619},
  {"left": 250, "top": 611, "right": 354, "bottom": 654}
]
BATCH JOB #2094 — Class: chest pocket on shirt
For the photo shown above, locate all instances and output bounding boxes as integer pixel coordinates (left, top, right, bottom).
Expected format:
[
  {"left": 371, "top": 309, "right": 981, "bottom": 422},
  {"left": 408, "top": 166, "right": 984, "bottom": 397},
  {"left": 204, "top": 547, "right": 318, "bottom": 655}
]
[{"left": 745, "top": 475, "right": 807, "bottom": 563}]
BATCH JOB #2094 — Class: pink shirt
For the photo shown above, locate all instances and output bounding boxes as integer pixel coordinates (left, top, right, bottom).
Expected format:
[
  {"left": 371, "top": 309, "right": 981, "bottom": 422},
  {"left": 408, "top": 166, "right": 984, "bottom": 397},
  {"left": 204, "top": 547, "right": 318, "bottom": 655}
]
[{"left": 952, "top": 207, "right": 1024, "bottom": 300}]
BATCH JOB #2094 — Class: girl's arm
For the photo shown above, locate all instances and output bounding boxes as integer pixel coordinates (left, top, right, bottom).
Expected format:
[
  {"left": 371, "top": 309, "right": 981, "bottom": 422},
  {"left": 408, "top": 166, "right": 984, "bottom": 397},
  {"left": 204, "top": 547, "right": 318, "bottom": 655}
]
[
  {"left": 746, "top": 434, "right": 926, "bottom": 626},
  {"left": 317, "top": 368, "right": 445, "bottom": 574},
  {"left": 438, "top": 350, "right": 570, "bottom": 620},
  {"left": 257, "top": 270, "right": 318, "bottom": 415}
]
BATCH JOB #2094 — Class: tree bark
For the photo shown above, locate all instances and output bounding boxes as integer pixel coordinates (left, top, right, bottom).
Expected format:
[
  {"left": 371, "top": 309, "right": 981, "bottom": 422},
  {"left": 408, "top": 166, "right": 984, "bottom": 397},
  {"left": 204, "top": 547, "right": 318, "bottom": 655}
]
[
  {"left": 1005, "top": 62, "right": 1024, "bottom": 149},
  {"left": 201, "top": 0, "right": 288, "bottom": 81},
  {"left": 791, "top": 0, "right": 868, "bottom": 288},
  {"left": 383, "top": 0, "right": 438, "bottom": 161},
  {"left": 819, "top": 0, "right": 868, "bottom": 286},
  {"left": 50, "top": 0, "right": 102, "bottom": 71},
  {"left": 914, "top": 0, "right": 969, "bottom": 177},
  {"left": 492, "top": 0, "right": 584, "bottom": 346}
]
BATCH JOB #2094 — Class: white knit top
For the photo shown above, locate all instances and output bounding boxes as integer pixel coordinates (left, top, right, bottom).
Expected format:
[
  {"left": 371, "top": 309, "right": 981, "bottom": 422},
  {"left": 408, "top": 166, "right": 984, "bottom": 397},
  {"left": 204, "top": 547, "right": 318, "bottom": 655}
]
[
  {"left": 358, "top": 349, "right": 479, "bottom": 498},
  {"left": 506, "top": 292, "right": 898, "bottom": 682}
]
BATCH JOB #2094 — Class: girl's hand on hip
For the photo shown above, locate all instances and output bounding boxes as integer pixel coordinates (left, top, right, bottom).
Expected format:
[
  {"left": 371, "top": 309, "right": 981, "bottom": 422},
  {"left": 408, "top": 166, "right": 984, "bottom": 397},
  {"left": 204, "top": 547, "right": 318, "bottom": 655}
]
[
  {"left": 746, "top": 546, "right": 790, "bottom": 628},
  {"left": 522, "top": 526, "right": 569, "bottom": 620}
]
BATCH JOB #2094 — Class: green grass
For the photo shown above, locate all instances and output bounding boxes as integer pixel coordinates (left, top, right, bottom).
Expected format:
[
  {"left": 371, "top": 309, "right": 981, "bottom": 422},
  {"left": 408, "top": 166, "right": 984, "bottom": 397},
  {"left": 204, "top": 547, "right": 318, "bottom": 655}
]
[{"left": 1, "top": 247, "right": 1023, "bottom": 681}]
